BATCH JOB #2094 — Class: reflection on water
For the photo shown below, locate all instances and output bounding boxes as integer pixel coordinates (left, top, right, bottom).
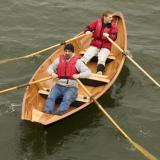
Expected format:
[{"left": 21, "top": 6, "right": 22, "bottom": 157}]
[
  {"left": 19, "top": 107, "right": 109, "bottom": 158},
  {"left": 19, "top": 107, "right": 104, "bottom": 159},
  {"left": 99, "top": 65, "right": 130, "bottom": 108},
  {"left": 18, "top": 122, "right": 46, "bottom": 160}
]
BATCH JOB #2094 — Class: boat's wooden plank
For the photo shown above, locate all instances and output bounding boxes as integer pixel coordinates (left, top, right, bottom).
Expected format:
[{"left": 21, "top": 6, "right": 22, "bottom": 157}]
[
  {"left": 38, "top": 88, "right": 90, "bottom": 103},
  {"left": 32, "top": 108, "right": 43, "bottom": 122},
  {"left": 88, "top": 73, "right": 110, "bottom": 83},
  {"left": 32, "top": 108, "right": 56, "bottom": 125},
  {"left": 79, "top": 50, "right": 116, "bottom": 60},
  {"left": 79, "top": 73, "right": 110, "bottom": 86}
]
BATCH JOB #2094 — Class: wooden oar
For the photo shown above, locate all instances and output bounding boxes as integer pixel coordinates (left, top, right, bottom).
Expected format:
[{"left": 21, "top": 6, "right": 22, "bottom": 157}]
[
  {"left": 0, "top": 33, "right": 86, "bottom": 64},
  {"left": 106, "top": 36, "right": 160, "bottom": 88},
  {"left": 77, "top": 79, "right": 158, "bottom": 160},
  {"left": 0, "top": 76, "right": 52, "bottom": 94}
]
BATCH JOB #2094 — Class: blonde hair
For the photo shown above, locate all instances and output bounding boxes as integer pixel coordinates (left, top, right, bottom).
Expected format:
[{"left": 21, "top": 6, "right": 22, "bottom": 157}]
[{"left": 102, "top": 10, "right": 113, "bottom": 17}]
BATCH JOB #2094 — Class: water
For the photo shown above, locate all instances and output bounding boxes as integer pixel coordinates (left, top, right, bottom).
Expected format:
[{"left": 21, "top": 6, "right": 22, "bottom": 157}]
[{"left": 0, "top": 0, "right": 160, "bottom": 160}]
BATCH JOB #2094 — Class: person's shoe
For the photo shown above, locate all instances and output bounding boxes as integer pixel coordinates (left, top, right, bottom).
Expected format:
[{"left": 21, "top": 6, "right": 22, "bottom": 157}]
[{"left": 96, "top": 71, "right": 102, "bottom": 75}]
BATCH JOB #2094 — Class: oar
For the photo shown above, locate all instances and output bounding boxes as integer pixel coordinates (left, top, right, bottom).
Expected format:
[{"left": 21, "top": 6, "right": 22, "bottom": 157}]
[
  {"left": 0, "top": 33, "right": 86, "bottom": 64},
  {"left": 106, "top": 36, "right": 160, "bottom": 88},
  {"left": 77, "top": 79, "right": 158, "bottom": 160},
  {"left": 0, "top": 76, "right": 52, "bottom": 94}
]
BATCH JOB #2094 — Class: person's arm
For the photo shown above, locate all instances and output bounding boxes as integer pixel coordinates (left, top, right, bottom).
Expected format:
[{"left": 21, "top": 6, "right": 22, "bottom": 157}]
[
  {"left": 84, "top": 19, "right": 98, "bottom": 34},
  {"left": 103, "top": 22, "right": 117, "bottom": 41},
  {"left": 47, "top": 58, "right": 59, "bottom": 78},
  {"left": 74, "top": 59, "right": 91, "bottom": 79}
]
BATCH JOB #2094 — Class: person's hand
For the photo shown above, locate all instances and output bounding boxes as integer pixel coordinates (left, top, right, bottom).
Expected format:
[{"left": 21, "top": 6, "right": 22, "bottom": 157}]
[
  {"left": 72, "top": 74, "right": 80, "bottom": 79},
  {"left": 51, "top": 72, "right": 58, "bottom": 79},
  {"left": 85, "top": 31, "right": 93, "bottom": 36},
  {"left": 103, "top": 33, "right": 109, "bottom": 38}
]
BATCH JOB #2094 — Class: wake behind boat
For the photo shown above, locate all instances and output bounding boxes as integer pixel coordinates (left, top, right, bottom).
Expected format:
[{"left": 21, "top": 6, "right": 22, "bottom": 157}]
[{"left": 21, "top": 12, "right": 127, "bottom": 125}]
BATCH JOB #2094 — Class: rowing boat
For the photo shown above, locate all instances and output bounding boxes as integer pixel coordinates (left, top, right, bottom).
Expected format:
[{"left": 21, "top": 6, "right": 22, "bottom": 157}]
[{"left": 21, "top": 12, "right": 127, "bottom": 125}]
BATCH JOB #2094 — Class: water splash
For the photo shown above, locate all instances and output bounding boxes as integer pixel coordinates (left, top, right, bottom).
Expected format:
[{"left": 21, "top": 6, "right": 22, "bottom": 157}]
[{"left": 0, "top": 103, "right": 21, "bottom": 115}]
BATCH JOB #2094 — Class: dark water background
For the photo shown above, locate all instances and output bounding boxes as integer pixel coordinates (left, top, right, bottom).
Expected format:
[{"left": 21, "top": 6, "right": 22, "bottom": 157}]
[{"left": 0, "top": 0, "right": 160, "bottom": 160}]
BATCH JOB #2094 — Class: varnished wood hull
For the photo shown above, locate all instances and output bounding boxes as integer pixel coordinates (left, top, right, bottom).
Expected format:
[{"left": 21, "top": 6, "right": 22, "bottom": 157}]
[{"left": 21, "top": 12, "right": 127, "bottom": 125}]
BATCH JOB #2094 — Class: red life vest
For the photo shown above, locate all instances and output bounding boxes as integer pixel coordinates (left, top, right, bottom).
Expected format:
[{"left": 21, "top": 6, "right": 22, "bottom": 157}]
[
  {"left": 84, "top": 18, "right": 117, "bottom": 50},
  {"left": 56, "top": 55, "right": 78, "bottom": 79}
]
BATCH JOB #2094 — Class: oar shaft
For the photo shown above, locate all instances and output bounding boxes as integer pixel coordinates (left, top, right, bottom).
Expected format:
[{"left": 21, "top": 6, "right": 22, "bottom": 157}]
[
  {"left": 107, "top": 36, "right": 160, "bottom": 88},
  {"left": 0, "top": 84, "right": 27, "bottom": 94},
  {"left": 0, "top": 76, "right": 52, "bottom": 94},
  {"left": 126, "top": 55, "right": 160, "bottom": 87},
  {"left": 29, "top": 76, "right": 52, "bottom": 85},
  {"left": 77, "top": 79, "right": 158, "bottom": 160},
  {"left": 77, "top": 79, "right": 132, "bottom": 140},
  {"left": 0, "top": 33, "right": 86, "bottom": 64},
  {"left": 25, "top": 33, "right": 86, "bottom": 58}
]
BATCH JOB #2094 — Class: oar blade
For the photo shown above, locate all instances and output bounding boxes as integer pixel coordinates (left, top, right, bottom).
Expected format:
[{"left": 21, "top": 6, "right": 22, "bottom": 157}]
[{"left": 131, "top": 141, "right": 158, "bottom": 160}]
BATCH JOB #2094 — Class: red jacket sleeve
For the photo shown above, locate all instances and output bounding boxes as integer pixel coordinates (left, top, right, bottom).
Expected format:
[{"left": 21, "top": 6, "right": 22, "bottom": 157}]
[{"left": 84, "top": 19, "right": 99, "bottom": 33}]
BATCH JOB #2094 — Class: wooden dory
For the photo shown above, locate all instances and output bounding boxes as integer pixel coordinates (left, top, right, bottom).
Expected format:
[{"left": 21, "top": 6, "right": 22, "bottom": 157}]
[{"left": 21, "top": 12, "right": 127, "bottom": 125}]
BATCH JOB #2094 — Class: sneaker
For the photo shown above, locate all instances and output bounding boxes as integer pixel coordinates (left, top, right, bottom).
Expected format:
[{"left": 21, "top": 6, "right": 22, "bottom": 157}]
[{"left": 96, "top": 71, "right": 102, "bottom": 75}]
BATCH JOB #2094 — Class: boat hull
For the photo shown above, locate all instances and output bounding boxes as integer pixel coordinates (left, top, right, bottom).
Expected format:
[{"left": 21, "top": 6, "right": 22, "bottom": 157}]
[{"left": 21, "top": 12, "right": 127, "bottom": 125}]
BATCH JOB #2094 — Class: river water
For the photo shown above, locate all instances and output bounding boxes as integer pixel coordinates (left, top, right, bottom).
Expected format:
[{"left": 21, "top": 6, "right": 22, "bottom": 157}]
[{"left": 0, "top": 0, "right": 160, "bottom": 160}]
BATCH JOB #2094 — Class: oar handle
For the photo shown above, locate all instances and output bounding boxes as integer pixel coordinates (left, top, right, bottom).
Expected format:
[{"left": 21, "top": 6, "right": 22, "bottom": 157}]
[
  {"left": 29, "top": 76, "right": 52, "bottom": 85},
  {"left": 106, "top": 36, "right": 160, "bottom": 88},
  {"left": 77, "top": 79, "right": 158, "bottom": 160}
]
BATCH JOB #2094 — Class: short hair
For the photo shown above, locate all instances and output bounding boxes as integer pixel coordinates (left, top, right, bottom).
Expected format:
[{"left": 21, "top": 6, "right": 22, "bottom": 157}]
[
  {"left": 64, "top": 43, "right": 74, "bottom": 53},
  {"left": 102, "top": 10, "right": 113, "bottom": 17}
]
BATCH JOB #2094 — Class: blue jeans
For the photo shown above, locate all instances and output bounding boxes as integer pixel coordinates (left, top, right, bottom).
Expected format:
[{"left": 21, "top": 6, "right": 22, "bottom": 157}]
[{"left": 44, "top": 84, "right": 78, "bottom": 115}]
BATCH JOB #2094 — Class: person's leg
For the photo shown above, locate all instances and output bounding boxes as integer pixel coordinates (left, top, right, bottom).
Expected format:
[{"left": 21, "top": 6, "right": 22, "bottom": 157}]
[
  {"left": 81, "top": 46, "right": 99, "bottom": 64},
  {"left": 97, "top": 48, "right": 110, "bottom": 74},
  {"left": 44, "top": 84, "right": 62, "bottom": 114},
  {"left": 54, "top": 87, "right": 78, "bottom": 115}
]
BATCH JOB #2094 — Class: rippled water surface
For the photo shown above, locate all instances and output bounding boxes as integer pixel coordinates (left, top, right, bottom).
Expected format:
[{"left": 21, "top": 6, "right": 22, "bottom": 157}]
[{"left": 0, "top": 0, "right": 160, "bottom": 160}]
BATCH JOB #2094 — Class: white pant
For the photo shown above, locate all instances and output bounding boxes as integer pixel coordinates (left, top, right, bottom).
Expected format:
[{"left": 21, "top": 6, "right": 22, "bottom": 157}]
[{"left": 81, "top": 46, "right": 110, "bottom": 66}]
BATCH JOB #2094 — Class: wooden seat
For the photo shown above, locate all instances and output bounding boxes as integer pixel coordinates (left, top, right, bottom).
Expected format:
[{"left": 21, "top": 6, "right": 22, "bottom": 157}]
[
  {"left": 88, "top": 73, "right": 110, "bottom": 83},
  {"left": 80, "top": 73, "right": 110, "bottom": 86},
  {"left": 79, "top": 50, "right": 116, "bottom": 60},
  {"left": 38, "top": 88, "right": 90, "bottom": 103}
]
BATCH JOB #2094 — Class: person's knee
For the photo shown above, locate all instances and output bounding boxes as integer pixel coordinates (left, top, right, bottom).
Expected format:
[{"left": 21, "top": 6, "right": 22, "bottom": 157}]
[{"left": 81, "top": 56, "right": 88, "bottom": 64}]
